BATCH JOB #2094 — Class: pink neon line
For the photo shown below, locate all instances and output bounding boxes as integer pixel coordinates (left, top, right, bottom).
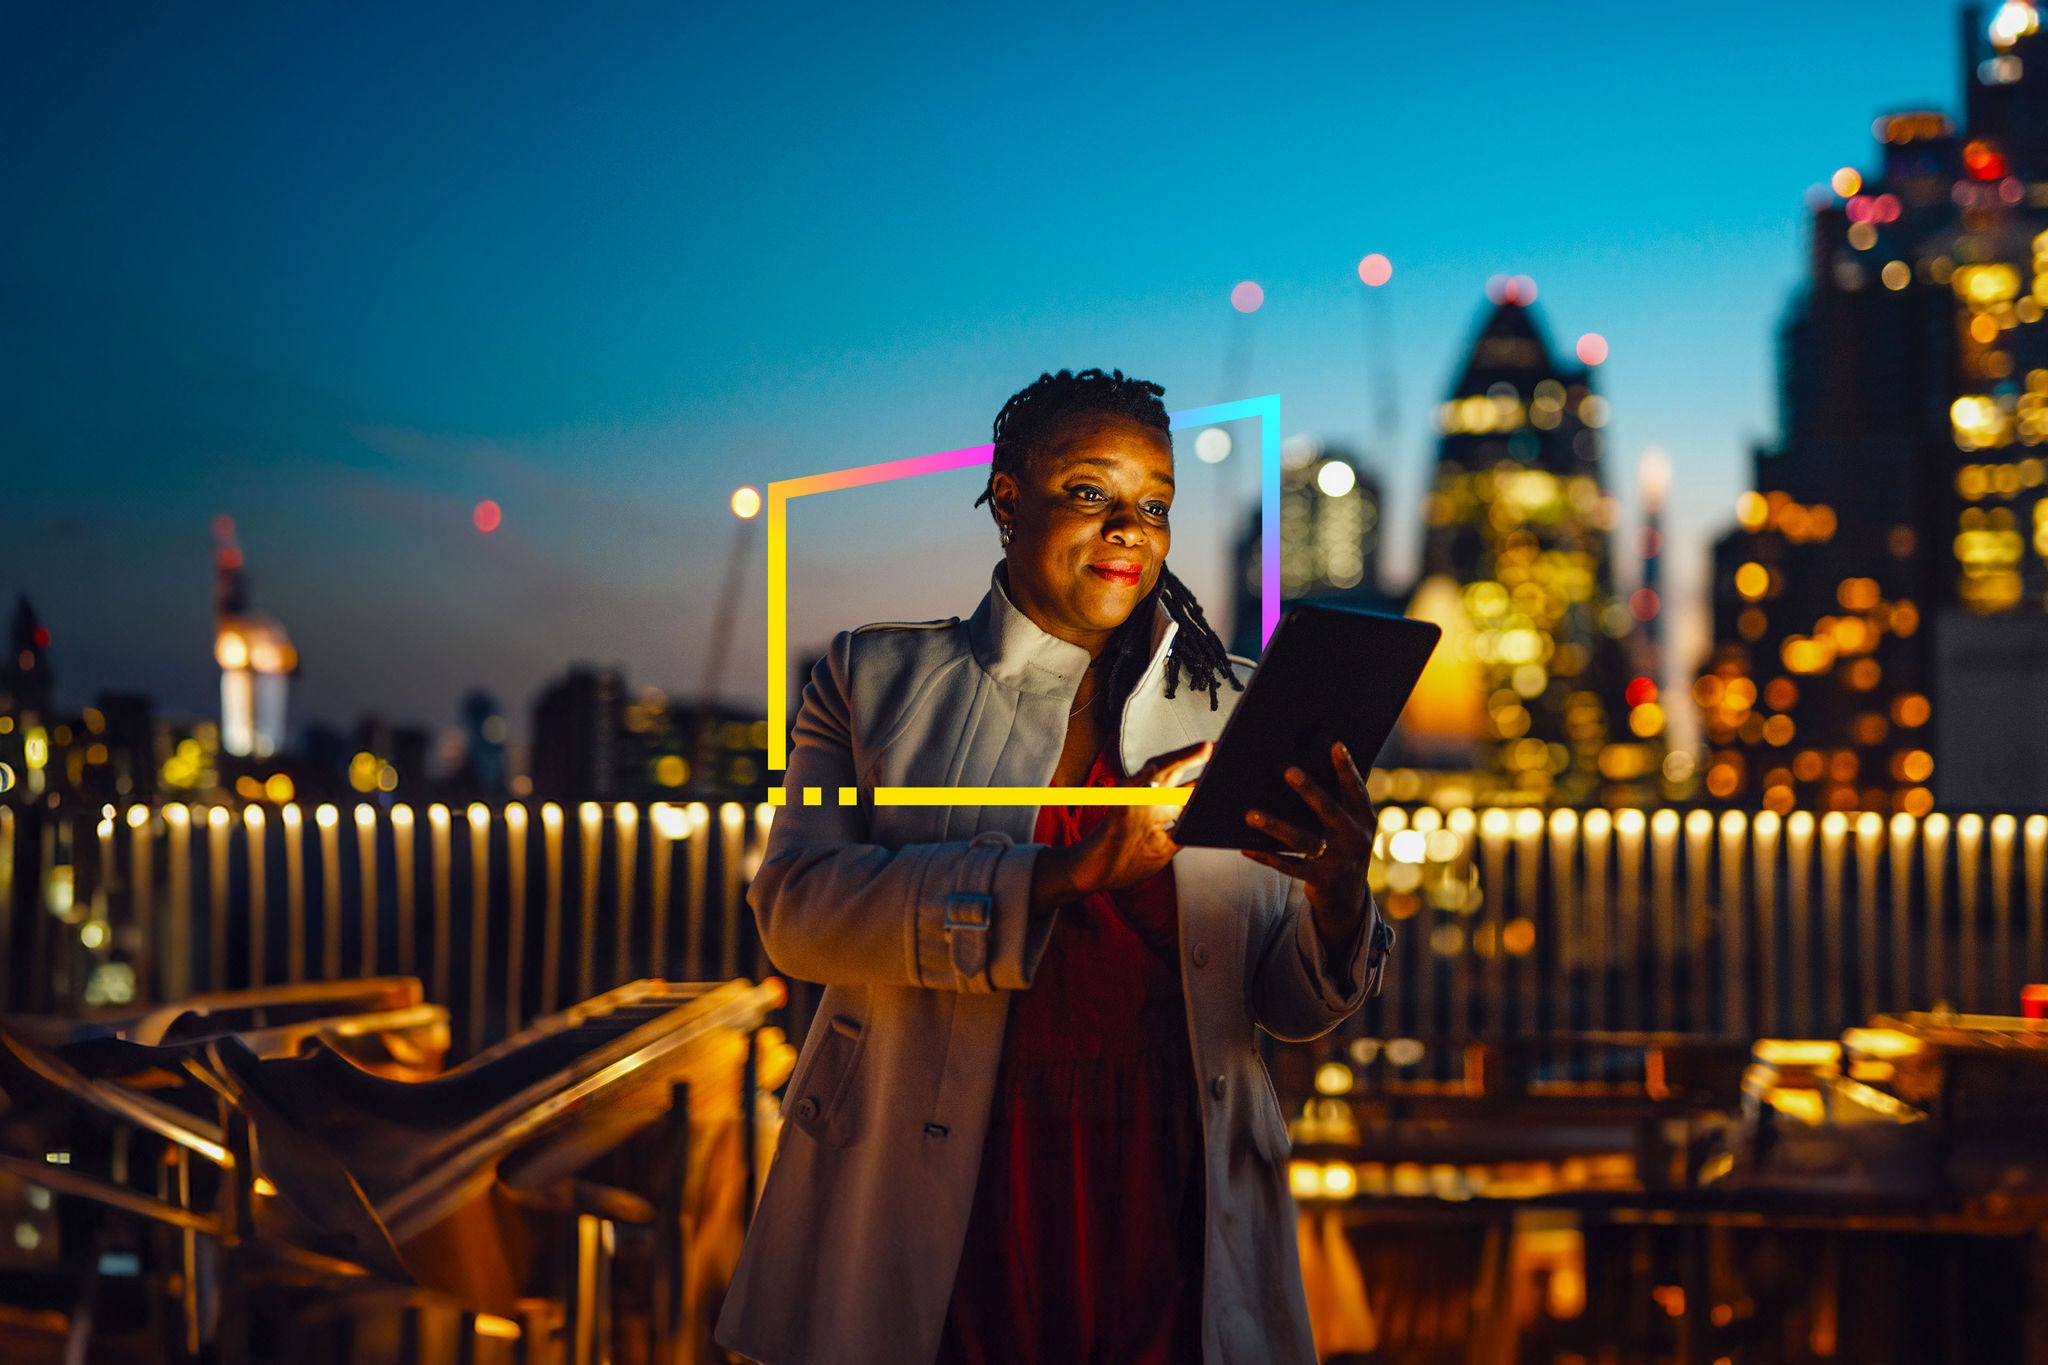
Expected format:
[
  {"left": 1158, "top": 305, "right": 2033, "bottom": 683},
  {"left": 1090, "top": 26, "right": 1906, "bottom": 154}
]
[{"left": 777, "top": 443, "right": 994, "bottom": 498}]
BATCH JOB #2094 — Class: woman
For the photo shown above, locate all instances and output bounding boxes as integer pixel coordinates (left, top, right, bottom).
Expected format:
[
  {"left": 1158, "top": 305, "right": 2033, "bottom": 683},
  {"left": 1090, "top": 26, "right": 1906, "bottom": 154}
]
[{"left": 715, "top": 369, "right": 1391, "bottom": 1365}]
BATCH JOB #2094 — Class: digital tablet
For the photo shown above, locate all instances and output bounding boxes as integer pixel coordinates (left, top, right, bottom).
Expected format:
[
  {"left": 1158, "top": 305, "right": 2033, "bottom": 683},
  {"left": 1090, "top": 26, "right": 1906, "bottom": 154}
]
[{"left": 1172, "top": 604, "right": 1441, "bottom": 853}]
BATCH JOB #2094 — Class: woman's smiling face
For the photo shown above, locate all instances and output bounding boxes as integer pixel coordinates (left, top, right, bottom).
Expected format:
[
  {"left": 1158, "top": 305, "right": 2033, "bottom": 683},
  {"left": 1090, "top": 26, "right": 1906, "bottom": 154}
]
[{"left": 990, "top": 414, "right": 1174, "bottom": 656}]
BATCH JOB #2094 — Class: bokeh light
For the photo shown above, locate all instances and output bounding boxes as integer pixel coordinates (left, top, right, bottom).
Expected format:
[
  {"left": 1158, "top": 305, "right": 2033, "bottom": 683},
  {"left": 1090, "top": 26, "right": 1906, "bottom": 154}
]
[
  {"left": 1357, "top": 253, "right": 1392, "bottom": 287},
  {"left": 1230, "top": 280, "right": 1264, "bottom": 313},
  {"left": 1487, "top": 274, "right": 1537, "bottom": 304},
  {"left": 1316, "top": 460, "right": 1357, "bottom": 497},
  {"left": 1576, "top": 333, "right": 1608, "bottom": 365},
  {"left": 731, "top": 486, "right": 762, "bottom": 519},
  {"left": 1194, "top": 428, "right": 1232, "bottom": 464},
  {"left": 1992, "top": 0, "right": 2039, "bottom": 46},
  {"left": 473, "top": 500, "right": 502, "bottom": 533},
  {"left": 1831, "top": 166, "right": 1862, "bottom": 197}
]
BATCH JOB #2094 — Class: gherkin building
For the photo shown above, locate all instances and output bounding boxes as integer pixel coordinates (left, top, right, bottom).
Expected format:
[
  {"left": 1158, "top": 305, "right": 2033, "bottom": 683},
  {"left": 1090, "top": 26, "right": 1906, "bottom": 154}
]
[{"left": 1409, "top": 293, "right": 1662, "bottom": 806}]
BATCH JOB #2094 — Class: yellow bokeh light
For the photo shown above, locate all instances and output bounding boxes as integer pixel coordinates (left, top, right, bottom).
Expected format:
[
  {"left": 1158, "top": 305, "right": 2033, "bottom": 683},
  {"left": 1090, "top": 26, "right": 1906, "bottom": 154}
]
[
  {"left": 1314, "top": 1062, "right": 1354, "bottom": 1095},
  {"left": 1734, "top": 562, "right": 1770, "bottom": 600},
  {"left": 1956, "top": 263, "right": 2020, "bottom": 304},
  {"left": 1781, "top": 636, "right": 1836, "bottom": 674},
  {"left": 1501, "top": 918, "right": 1537, "bottom": 956},
  {"left": 1829, "top": 616, "right": 1872, "bottom": 652},
  {"left": 1831, "top": 167, "right": 1862, "bottom": 198}
]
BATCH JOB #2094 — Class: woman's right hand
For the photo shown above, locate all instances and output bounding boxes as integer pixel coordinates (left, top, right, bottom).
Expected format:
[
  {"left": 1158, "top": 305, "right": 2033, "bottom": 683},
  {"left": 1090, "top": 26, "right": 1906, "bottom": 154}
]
[{"left": 1032, "top": 741, "right": 1212, "bottom": 907}]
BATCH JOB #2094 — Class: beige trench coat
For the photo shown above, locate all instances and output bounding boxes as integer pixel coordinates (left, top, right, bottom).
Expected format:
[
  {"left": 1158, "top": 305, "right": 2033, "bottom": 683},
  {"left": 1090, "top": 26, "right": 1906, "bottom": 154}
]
[{"left": 715, "top": 565, "right": 1386, "bottom": 1365}]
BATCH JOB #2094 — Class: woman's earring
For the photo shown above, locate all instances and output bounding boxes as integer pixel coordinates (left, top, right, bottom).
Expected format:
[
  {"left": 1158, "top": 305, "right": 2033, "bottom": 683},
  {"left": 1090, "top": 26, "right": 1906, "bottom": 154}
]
[{"left": 999, "top": 521, "right": 1013, "bottom": 548}]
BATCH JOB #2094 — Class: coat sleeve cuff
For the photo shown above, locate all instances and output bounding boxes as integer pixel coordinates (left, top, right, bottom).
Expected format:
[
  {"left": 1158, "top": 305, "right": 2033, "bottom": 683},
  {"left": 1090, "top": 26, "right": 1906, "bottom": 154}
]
[
  {"left": 1292, "top": 891, "right": 1376, "bottom": 1015},
  {"left": 910, "top": 840, "right": 1047, "bottom": 992}
]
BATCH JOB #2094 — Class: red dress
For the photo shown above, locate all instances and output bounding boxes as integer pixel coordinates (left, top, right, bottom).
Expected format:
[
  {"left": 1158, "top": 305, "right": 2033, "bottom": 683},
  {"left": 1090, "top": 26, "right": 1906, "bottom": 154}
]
[{"left": 936, "top": 745, "right": 1207, "bottom": 1365}]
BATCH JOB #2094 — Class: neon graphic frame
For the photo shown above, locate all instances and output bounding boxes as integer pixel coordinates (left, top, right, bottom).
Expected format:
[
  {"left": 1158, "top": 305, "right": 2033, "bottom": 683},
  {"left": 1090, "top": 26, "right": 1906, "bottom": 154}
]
[{"left": 766, "top": 394, "right": 1280, "bottom": 807}]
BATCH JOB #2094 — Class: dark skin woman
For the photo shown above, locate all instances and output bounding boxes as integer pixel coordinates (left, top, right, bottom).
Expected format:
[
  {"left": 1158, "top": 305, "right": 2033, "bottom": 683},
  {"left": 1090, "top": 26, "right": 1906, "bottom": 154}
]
[
  {"left": 716, "top": 367, "right": 1390, "bottom": 1365},
  {"left": 984, "top": 403, "right": 1379, "bottom": 950}
]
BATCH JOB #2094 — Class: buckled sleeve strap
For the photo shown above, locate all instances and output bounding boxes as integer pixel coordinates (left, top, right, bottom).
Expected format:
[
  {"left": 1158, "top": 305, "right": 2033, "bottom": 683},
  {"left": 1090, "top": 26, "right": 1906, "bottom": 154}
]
[{"left": 910, "top": 838, "right": 1046, "bottom": 993}]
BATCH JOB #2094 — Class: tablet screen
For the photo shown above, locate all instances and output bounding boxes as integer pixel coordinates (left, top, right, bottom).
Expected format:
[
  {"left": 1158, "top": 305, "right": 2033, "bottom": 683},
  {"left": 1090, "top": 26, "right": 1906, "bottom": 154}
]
[{"left": 1172, "top": 605, "right": 1440, "bottom": 852}]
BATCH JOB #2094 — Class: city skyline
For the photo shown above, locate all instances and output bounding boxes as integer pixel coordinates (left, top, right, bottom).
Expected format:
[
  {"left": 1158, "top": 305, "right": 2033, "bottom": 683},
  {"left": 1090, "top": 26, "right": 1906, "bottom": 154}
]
[{"left": 3, "top": 2, "right": 1982, "bottom": 747}]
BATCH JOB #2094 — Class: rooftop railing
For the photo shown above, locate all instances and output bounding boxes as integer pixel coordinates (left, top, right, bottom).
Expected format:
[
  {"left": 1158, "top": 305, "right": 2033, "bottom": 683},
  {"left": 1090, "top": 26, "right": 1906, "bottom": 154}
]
[
  {"left": 4, "top": 800, "right": 2045, "bottom": 1055},
  {"left": 0, "top": 799, "right": 772, "bottom": 1055}
]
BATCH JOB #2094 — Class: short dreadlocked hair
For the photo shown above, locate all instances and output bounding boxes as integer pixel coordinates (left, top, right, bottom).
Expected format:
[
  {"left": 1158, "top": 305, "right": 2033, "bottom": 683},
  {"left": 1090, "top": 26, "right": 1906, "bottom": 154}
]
[{"left": 975, "top": 367, "right": 1245, "bottom": 718}]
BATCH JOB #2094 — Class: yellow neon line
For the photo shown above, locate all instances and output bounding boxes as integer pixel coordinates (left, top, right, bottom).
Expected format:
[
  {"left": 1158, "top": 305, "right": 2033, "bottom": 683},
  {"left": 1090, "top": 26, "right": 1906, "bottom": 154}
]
[{"left": 867, "top": 787, "right": 1192, "bottom": 807}]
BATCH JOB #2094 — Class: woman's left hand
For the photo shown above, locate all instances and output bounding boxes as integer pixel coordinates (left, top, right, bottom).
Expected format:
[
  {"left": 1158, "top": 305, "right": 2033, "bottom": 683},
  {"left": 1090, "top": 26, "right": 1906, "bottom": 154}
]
[{"left": 1241, "top": 741, "right": 1379, "bottom": 951}]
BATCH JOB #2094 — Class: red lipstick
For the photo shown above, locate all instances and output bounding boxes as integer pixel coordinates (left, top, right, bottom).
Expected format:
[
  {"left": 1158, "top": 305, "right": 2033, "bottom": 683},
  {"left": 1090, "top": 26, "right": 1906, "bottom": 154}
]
[{"left": 1089, "top": 563, "right": 1142, "bottom": 587}]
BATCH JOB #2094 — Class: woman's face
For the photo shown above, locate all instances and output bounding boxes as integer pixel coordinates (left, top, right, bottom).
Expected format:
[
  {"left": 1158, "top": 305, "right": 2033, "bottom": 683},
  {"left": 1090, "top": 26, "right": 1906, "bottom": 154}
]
[{"left": 990, "top": 415, "right": 1174, "bottom": 657}]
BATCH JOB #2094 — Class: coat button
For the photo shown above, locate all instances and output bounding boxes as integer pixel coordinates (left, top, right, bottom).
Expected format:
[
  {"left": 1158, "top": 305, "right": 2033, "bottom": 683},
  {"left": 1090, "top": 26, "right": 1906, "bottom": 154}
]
[
  {"left": 793, "top": 1096, "right": 819, "bottom": 1121},
  {"left": 924, "top": 1123, "right": 949, "bottom": 1140},
  {"left": 1191, "top": 943, "right": 1210, "bottom": 969},
  {"left": 1210, "top": 1074, "right": 1226, "bottom": 1100}
]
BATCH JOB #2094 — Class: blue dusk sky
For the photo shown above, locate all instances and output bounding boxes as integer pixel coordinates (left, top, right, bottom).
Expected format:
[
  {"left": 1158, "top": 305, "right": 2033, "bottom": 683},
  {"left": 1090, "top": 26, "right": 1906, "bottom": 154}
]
[{"left": 2, "top": 1, "right": 1974, "bottom": 751}]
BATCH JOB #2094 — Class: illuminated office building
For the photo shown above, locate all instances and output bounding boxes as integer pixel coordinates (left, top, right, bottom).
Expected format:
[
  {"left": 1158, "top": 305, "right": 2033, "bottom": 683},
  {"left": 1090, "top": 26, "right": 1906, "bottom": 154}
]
[
  {"left": 532, "top": 665, "right": 625, "bottom": 799},
  {"left": 1700, "top": 2, "right": 2048, "bottom": 811},
  {"left": 0, "top": 595, "right": 53, "bottom": 800},
  {"left": 447, "top": 689, "right": 509, "bottom": 796},
  {"left": 1229, "top": 441, "right": 1391, "bottom": 658},
  {"left": 347, "top": 715, "right": 429, "bottom": 798},
  {"left": 212, "top": 519, "right": 297, "bottom": 759},
  {"left": 1408, "top": 289, "right": 1654, "bottom": 805}
]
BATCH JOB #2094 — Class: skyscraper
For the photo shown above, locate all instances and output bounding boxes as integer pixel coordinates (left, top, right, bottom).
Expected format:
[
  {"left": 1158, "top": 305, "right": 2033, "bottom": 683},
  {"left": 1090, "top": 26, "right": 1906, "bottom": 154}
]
[
  {"left": 450, "top": 689, "right": 508, "bottom": 796},
  {"left": 1699, "top": 2, "right": 2048, "bottom": 811},
  {"left": 1405, "top": 289, "right": 1656, "bottom": 805},
  {"left": 531, "top": 665, "right": 624, "bottom": 799},
  {"left": 211, "top": 517, "right": 297, "bottom": 760},
  {"left": 1, "top": 595, "right": 53, "bottom": 801},
  {"left": 1229, "top": 440, "right": 1392, "bottom": 658}
]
